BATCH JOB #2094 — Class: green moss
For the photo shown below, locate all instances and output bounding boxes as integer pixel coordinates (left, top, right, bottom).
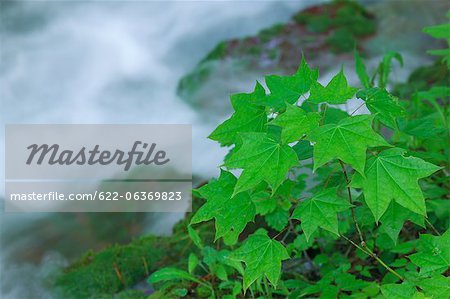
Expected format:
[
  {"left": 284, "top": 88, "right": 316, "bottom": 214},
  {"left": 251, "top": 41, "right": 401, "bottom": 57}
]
[
  {"left": 247, "top": 45, "right": 262, "bottom": 56},
  {"left": 201, "top": 41, "right": 227, "bottom": 63},
  {"left": 195, "top": 285, "right": 212, "bottom": 298},
  {"left": 268, "top": 48, "right": 278, "bottom": 60},
  {"left": 293, "top": 13, "right": 332, "bottom": 33},
  {"left": 258, "top": 23, "right": 285, "bottom": 42},
  {"left": 326, "top": 28, "right": 355, "bottom": 52},
  {"left": 293, "top": 0, "right": 376, "bottom": 53},
  {"left": 54, "top": 196, "right": 213, "bottom": 299},
  {"left": 177, "top": 0, "right": 377, "bottom": 111},
  {"left": 176, "top": 62, "right": 214, "bottom": 104},
  {"left": 335, "top": 5, "right": 376, "bottom": 37},
  {"left": 95, "top": 290, "right": 148, "bottom": 299},
  {"left": 54, "top": 236, "right": 169, "bottom": 299}
]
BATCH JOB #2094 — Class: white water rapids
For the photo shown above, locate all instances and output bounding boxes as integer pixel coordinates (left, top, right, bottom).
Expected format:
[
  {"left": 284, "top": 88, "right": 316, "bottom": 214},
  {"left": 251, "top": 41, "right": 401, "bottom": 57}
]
[{"left": 0, "top": 1, "right": 321, "bottom": 297}]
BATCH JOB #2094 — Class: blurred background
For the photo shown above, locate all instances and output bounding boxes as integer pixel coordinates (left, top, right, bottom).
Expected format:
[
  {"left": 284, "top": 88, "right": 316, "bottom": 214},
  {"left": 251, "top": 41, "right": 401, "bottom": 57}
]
[{"left": 0, "top": 0, "right": 447, "bottom": 298}]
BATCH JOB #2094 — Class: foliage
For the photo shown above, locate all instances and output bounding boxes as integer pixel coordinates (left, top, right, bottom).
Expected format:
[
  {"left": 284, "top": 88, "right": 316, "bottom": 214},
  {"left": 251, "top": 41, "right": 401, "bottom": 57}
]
[
  {"left": 177, "top": 0, "right": 376, "bottom": 108},
  {"left": 54, "top": 236, "right": 168, "bottom": 298},
  {"left": 423, "top": 12, "right": 450, "bottom": 67},
  {"left": 54, "top": 203, "right": 216, "bottom": 299},
  {"left": 149, "top": 22, "right": 449, "bottom": 298},
  {"left": 293, "top": 0, "right": 376, "bottom": 52},
  {"left": 55, "top": 16, "right": 449, "bottom": 299}
]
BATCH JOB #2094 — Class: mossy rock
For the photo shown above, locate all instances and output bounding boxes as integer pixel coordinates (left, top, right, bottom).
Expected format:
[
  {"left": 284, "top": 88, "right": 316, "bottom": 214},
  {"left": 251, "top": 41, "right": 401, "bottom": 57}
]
[
  {"left": 53, "top": 195, "right": 214, "bottom": 299},
  {"left": 54, "top": 235, "right": 169, "bottom": 298},
  {"left": 176, "top": 0, "right": 447, "bottom": 119},
  {"left": 177, "top": 0, "right": 376, "bottom": 116},
  {"left": 293, "top": 0, "right": 375, "bottom": 39},
  {"left": 95, "top": 290, "right": 148, "bottom": 299}
]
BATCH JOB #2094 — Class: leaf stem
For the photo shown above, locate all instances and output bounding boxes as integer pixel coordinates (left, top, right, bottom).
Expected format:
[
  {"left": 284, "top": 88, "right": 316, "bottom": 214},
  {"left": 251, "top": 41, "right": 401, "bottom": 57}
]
[
  {"left": 263, "top": 277, "right": 273, "bottom": 299},
  {"left": 340, "top": 234, "right": 404, "bottom": 281},
  {"left": 320, "top": 104, "right": 328, "bottom": 125},
  {"left": 322, "top": 163, "right": 340, "bottom": 190},
  {"left": 338, "top": 160, "right": 404, "bottom": 282},
  {"left": 339, "top": 160, "right": 364, "bottom": 245},
  {"left": 350, "top": 102, "right": 366, "bottom": 116},
  {"left": 340, "top": 234, "right": 370, "bottom": 255},
  {"left": 425, "top": 218, "right": 441, "bottom": 236},
  {"left": 272, "top": 225, "right": 290, "bottom": 240}
]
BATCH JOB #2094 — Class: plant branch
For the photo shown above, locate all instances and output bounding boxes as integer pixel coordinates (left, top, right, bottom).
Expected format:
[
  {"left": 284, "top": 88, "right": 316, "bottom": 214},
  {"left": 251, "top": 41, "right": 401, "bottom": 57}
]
[
  {"left": 425, "top": 218, "right": 441, "bottom": 236},
  {"left": 272, "top": 225, "right": 290, "bottom": 240},
  {"left": 320, "top": 104, "right": 328, "bottom": 125},
  {"left": 339, "top": 160, "right": 364, "bottom": 245},
  {"left": 263, "top": 277, "right": 273, "bottom": 299},
  {"left": 340, "top": 234, "right": 404, "bottom": 281},
  {"left": 340, "top": 234, "right": 370, "bottom": 255},
  {"left": 350, "top": 102, "right": 366, "bottom": 116},
  {"left": 338, "top": 161, "right": 404, "bottom": 282},
  {"left": 322, "top": 163, "right": 341, "bottom": 190}
]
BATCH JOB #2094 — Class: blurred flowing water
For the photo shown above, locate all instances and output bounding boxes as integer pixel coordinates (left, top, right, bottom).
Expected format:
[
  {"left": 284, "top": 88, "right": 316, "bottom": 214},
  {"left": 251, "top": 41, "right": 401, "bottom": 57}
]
[{"left": 0, "top": 1, "right": 319, "bottom": 297}]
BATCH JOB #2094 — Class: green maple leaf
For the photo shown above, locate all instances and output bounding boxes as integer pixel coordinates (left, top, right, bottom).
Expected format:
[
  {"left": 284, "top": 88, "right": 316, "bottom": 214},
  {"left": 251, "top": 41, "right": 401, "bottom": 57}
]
[
  {"left": 409, "top": 229, "right": 450, "bottom": 276},
  {"left": 187, "top": 226, "right": 203, "bottom": 249},
  {"left": 292, "top": 140, "right": 313, "bottom": 160},
  {"left": 262, "top": 56, "right": 318, "bottom": 110},
  {"left": 379, "top": 201, "right": 424, "bottom": 244},
  {"left": 378, "top": 51, "right": 403, "bottom": 89},
  {"left": 232, "top": 229, "right": 289, "bottom": 290},
  {"left": 308, "top": 67, "right": 358, "bottom": 104},
  {"left": 381, "top": 283, "right": 418, "bottom": 299},
  {"left": 271, "top": 104, "right": 320, "bottom": 144},
  {"left": 354, "top": 51, "right": 371, "bottom": 88},
  {"left": 224, "top": 132, "right": 299, "bottom": 195},
  {"left": 398, "top": 114, "right": 446, "bottom": 140},
  {"left": 191, "top": 170, "right": 256, "bottom": 245},
  {"left": 423, "top": 22, "right": 450, "bottom": 67},
  {"left": 292, "top": 188, "right": 351, "bottom": 241},
  {"left": 148, "top": 268, "right": 202, "bottom": 285},
  {"left": 202, "top": 247, "right": 244, "bottom": 280},
  {"left": 251, "top": 191, "right": 277, "bottom": 215},
  {"left": 209, "top": 82, "right": 267, "bottom": 146},
  {"left": 265, "top": 206, "right": 289, "bottom": 231},
  {"left": 418, "top": 275, "right": 450, "bottom": 298},
  {"left": 352, "top": 148, "right": 440, "bottom": 222},
  {"left": 309, "top": 114, "right": 389, "bottom": 174},
  {"left": 335, "top": 273, "right": 370, "bottom": 291},
  {"left": 357, "top": 88, "right": 404, "bottom": 128},
  {"left": 423, "top": 22, "right": 450, "bottom": 39}
]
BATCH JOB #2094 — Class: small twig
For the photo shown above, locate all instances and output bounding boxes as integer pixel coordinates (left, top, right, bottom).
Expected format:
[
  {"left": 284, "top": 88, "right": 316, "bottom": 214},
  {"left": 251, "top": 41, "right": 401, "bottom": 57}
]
[
  {"left": 281, "top": 219, "right": 298, "bottom": 243},
  {"left": 425, "top": 218, "right": 441, "bottom": 236},
  {"left": 341, "top": 235, "right": 404, "bottom": 281},
  {"left": 320, "top": 104, "right": 328, "bottom": 126},
  {"left": 341, "top": 234, "right": 370, "bottom": 256},
  {"left": 113, "top": 262, "right": 126, "bottom": 287},
  {"left": 365, "top": 246, "right": 405, "bottom": 281},
  {"left": 344, "top": 242, "right": 353, "bottom": 257},
  {"left": 263, "top": 276, "right": 273, "bottom": 299},
  {"left": 322, "top": 163, "right": 340, "bottom": 190},
  {"left": 338, "top": 161, "right": 404, "bottom": 282},
  {"left": 339, "top": 160, "right": 364, "bottom": 245},
  {"left": 281, "top": 228, "right": 292, "bottom": 243},
  {"left": 289, "top": 219, "right": 299, "bottom": 236},
  {"left": 272, "top": 225, "right": 290, "bottom": 240},
  {"left": 323, "top": 173, "right": 334, "bottom": 190},
  {"left": 350, "top": 102, "right": 366, "bottom": 116},
  {"left": 142, "top": 257, "right": 149, "bottom": 276}
]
